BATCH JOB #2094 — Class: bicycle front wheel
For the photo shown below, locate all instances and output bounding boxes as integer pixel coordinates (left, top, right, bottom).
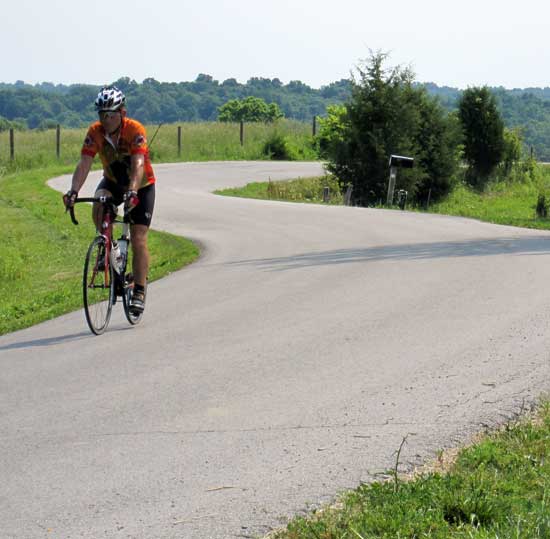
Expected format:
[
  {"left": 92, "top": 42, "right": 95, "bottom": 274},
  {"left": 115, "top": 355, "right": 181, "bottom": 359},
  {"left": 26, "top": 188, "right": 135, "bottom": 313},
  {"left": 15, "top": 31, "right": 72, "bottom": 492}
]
[{"left": 83, "top": 236, "right": 114, "bottom": 335}]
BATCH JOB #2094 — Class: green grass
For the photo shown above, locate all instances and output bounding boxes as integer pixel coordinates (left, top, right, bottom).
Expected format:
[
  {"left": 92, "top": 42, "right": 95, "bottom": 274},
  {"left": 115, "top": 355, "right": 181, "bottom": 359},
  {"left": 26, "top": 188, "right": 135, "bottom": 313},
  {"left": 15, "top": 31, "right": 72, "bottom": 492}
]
[
  {"left": 0, "top": 165, "right": 198, "bottom": 335},
  {"left": 428, "top": 169, "right": 550, "bottom": 229},
  {"left": 216, "top": 175, "right": 343, "bottom": 205},
  {"left": 0, "top": 119, "right": 317, "bottom": 174},
  {"left": 272, "top": 402, "right": 550, "bottom": 538}
]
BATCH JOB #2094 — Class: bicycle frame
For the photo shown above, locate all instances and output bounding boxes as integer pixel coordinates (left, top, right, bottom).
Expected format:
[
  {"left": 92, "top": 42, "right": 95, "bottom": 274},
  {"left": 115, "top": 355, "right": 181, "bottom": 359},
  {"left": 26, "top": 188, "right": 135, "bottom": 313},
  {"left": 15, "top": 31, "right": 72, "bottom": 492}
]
[
  {"left": 69, "top": 196, "right": 141, "bottom": 334},
  {"left": 71, "top": 196, "right": 122, "bottom": 289},
  {"left": 97, "top": 203, "right": 114, "bottom": 289}
]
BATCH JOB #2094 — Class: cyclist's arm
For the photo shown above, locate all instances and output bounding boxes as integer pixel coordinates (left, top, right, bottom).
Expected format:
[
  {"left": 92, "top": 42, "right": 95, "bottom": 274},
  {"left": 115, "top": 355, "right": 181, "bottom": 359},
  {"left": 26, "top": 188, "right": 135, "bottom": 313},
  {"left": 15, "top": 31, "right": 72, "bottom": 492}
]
[
  {"left": 128, "top": 153, "right": 145, "bottom": 192},
  {"left": 70, "top": 154, "right": 94, "bottom": 193}
]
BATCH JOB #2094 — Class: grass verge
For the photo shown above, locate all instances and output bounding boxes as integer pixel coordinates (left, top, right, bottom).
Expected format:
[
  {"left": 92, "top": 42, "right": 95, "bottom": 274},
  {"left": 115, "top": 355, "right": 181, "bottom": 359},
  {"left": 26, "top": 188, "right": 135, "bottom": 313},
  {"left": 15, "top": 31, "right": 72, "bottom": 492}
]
[
  {"left": 216, "top": 175, "right": 342, "bottom": 205},
  {"left": 0, "top": 165, "right": 199, "bottom": 335},
  {"left": 429, "top": 175, "right": 550, "bottom": 230},
  {"left": 271, "top": 401, "right": 550, "bottom": 538}
]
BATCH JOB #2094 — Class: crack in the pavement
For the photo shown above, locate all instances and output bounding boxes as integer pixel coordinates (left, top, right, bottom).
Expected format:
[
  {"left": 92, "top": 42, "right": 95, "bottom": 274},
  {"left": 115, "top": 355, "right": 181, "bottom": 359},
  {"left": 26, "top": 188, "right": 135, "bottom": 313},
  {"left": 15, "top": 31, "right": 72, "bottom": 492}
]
[{"left": 2, "top": 419, "right": 496, "bottom": 442}]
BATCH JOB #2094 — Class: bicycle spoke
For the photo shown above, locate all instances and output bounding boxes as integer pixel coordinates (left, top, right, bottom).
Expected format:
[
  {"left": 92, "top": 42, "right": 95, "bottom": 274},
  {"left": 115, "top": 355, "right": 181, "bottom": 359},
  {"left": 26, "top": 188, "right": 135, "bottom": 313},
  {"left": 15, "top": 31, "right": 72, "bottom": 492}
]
[{"left": 83, "top": 237, "right": 113, "bottom": 335}]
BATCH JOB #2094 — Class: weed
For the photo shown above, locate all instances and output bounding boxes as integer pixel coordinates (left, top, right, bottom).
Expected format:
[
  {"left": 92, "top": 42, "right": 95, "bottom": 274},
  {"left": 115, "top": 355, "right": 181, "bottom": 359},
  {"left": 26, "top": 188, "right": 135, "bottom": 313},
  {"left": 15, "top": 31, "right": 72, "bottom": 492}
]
[{"left": 271, "top": 403, "right": 550, "bottom": 539}]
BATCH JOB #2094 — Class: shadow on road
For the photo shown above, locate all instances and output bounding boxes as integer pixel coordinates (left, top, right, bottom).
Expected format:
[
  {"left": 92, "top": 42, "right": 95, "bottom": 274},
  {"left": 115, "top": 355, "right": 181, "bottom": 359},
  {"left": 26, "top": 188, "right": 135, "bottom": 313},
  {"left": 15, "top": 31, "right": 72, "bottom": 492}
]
[
  {"left": 0, "top": 331, "right": 91, "bottom": 351},
  {"left": 229, "top": 236, "right": 550, "bottom": 271}
]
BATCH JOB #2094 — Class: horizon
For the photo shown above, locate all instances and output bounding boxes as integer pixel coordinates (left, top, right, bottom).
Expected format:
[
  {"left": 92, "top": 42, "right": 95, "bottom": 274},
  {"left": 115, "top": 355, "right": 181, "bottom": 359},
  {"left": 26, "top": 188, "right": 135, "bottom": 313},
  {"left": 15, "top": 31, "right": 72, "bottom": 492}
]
[{"left": 2, "top": 76, "right": 550, "bottom": 93}]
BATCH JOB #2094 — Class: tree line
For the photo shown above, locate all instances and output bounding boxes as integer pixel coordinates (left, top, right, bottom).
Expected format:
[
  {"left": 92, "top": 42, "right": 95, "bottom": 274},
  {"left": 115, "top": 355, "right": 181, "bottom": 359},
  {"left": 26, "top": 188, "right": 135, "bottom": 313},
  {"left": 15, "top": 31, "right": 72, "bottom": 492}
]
[
  {"left": 0, "top": 76, "right": 350, "bottom": 128},
  {"left": 1, "top": 74, "right": 550, "bottom": 159}
]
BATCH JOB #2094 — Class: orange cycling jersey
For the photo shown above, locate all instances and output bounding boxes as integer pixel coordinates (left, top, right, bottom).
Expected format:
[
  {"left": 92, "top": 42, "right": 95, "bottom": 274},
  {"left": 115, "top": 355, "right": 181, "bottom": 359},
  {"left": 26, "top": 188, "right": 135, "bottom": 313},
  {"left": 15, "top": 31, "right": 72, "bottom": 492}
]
[{"left": 81, "top": 117, "right": 156, "bottom": 189}]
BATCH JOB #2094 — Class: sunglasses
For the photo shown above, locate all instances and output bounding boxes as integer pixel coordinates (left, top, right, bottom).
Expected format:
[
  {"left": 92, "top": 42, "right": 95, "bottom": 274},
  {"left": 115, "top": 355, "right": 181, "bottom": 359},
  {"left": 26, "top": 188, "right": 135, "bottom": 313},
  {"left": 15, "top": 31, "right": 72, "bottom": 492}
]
[{"left": 98, "top": 111, "right": 120, "bottom": 120}]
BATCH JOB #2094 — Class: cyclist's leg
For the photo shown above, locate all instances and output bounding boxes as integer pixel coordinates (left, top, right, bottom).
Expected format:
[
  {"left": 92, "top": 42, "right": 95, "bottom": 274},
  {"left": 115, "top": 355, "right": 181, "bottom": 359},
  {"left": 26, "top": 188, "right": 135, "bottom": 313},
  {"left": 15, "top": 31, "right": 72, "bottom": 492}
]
[
  {"left": 131, "top": 224, "right": 149, "bottom": 288},
  {"left": 129, "top": 184, "right": 155, "bottom": 311},
  {"left": 93, "top": 178, "right": 123, "bottom": 232}
]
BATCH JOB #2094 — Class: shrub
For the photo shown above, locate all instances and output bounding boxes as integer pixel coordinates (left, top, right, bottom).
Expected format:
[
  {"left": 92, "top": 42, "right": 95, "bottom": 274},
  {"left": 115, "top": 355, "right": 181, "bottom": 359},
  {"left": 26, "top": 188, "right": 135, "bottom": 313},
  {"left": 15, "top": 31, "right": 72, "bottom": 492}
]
[
  {"left": 218, "top": 97, "right": 284, "bottom": 122},
  {"left": 536, "top": 194, "right": 548, "bottom": 217},
  {"left": 262, "top": 132, "right": 294, "bottom": 160},
  {"left": 319, "top": 52, "right": 458, "bottom": 207}
]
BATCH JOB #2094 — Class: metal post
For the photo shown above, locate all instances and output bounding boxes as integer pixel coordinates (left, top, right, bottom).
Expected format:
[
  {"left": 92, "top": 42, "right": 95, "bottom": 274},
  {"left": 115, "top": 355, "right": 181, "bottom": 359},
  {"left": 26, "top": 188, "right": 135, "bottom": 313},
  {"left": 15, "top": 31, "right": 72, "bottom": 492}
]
[
  {"left": 344, "top": 185, "right": 353, "bottom": 206},
  {"left": 9, "top": 128, "right": 14, "bottom": 160},
  {"left": 312, "top": 116, "right": 317, "bottom": 137},
  {"left": 177, "top": 126, "right": 182, "bottom": 157},
  {"left": 56, "top": 124, "right": 60, "bottom": 159},
  {"left": 386, "top": 166, "right": 397, "bottom": 205},
  {"left": 323, "top": 186, "right": 330, "bottom": 203},
  {"left": 239, "top": 121, "right": 244, "bottom": 146}
]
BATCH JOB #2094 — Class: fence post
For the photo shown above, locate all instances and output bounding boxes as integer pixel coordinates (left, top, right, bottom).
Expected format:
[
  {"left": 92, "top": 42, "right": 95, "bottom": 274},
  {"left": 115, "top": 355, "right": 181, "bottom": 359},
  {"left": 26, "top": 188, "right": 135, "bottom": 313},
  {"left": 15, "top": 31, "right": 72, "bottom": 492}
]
[
  {"left": 386, "top": 166, "right": 397, "bottom": 205},
  {"left": 312, "top": 116, "right": 317, "bottom": 137},
  {"left": 177, "top": 126, "right": 182, "bottom": 157},
  {"left": 240, "top": 121, "right": 244, "bottom": 146},
  {"left": 56, "top": 124, "right": 61, "bottom": 159},
  {"left": 344, "top": 185, "right": 353, "bottom": 206},
  {"left": 9, "top": 128, "right": 14, "bottom": 160}
]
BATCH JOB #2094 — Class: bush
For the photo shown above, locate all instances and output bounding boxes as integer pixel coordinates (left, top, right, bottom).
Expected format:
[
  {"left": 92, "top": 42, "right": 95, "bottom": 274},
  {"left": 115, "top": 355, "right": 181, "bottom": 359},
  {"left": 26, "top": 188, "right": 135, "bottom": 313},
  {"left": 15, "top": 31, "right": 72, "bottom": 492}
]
[
  {"left": 536, "top": 194, "right": 548, "bottom": 217},
  {"left": 319, "top": 52, "right": 458, "bottom": 207},
  {"left": 218, "top": 96, "right": 284, "bottom": 122},
  {"left": 262, "top": 132, "right": 294, "bottom": 160},
  {"left": 0, "top": 116, "right": 27, "bottom": 132}
]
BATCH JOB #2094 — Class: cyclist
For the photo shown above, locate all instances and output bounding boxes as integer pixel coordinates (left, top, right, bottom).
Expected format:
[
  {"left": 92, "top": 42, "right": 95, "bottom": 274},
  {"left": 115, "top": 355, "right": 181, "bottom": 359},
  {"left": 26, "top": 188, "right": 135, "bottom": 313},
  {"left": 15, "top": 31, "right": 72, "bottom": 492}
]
[{"left": 63, "top": 86, "right": 155, "bottom": 314}]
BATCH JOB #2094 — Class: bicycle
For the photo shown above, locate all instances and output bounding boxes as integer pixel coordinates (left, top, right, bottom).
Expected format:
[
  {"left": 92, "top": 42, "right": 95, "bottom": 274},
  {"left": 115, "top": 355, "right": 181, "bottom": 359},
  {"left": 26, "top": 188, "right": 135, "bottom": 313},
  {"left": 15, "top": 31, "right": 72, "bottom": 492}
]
[{"left": 68, "top": 196, "right": 143, "bottom": 335}]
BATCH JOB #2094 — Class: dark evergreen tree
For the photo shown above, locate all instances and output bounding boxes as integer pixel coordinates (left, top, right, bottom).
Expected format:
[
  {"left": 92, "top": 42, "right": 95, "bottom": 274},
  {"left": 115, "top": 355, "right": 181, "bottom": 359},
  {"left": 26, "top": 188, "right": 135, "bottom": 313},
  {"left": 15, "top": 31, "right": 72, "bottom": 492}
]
[
  {"left": 320, "top": 52, "right": 458, "bottom": 206},
  {"left": 458, "top": 87, "right": 505, "bottom": 187}
]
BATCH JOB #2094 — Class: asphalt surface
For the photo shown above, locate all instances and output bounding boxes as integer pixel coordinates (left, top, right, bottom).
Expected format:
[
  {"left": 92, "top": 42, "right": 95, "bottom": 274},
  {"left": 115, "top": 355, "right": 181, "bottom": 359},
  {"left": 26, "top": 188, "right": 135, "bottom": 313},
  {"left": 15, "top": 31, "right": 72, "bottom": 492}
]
[{"left": 2, "top": 161, "right": 550, "bottom": 538}]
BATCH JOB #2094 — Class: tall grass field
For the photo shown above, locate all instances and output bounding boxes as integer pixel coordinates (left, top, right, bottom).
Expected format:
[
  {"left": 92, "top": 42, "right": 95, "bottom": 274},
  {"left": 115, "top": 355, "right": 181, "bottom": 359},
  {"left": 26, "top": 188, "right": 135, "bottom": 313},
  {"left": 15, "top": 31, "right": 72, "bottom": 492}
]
[{"left": 0, "top": 119, "right": 317, "bottom": 174}]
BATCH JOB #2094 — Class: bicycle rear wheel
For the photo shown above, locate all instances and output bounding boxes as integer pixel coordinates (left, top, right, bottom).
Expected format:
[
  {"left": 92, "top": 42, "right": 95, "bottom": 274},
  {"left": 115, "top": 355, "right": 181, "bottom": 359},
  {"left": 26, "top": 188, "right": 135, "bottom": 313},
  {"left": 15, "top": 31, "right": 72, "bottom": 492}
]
[{"left": 83, "top": 236, "right": 114, "bottom": 335}]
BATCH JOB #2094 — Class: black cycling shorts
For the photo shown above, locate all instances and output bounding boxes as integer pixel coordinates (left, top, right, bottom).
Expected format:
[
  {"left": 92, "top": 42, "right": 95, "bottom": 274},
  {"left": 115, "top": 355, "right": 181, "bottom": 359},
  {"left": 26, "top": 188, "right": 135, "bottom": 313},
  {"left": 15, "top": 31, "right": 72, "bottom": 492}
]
[{"left": 95, "top": 178, "right": 155, "bottom": 227}]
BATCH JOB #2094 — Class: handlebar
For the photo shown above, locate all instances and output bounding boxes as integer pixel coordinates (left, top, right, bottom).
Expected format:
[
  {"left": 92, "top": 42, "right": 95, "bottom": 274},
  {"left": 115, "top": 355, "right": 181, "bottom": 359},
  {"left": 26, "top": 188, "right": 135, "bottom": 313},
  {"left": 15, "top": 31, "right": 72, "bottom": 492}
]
[{"left": 67, "top": 196, "right": 131, "bottom": 226}]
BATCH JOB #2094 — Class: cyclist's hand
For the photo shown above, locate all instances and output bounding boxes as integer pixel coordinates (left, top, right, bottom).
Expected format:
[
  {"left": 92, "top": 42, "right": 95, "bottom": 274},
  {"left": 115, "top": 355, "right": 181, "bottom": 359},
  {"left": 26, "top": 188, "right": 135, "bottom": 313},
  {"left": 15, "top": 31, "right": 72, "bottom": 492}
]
[
  {"left": 63, "top": 189, "right": 78, "bottom": 211},
  {"left": 124, "top": 190, "right": 139, "bottom": 213}
]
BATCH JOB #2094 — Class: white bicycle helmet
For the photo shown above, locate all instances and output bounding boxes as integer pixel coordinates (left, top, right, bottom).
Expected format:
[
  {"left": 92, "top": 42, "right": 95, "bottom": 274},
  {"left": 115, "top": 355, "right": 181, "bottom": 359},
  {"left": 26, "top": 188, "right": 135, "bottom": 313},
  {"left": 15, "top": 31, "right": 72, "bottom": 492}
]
[{"left": 94, "top": 86, "right": 126, "bottom": 111}]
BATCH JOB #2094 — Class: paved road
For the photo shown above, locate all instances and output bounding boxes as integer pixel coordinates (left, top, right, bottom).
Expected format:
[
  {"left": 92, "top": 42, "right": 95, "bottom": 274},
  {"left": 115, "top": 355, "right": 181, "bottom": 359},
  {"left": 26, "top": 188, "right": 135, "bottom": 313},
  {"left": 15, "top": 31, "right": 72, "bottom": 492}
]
[{"left": 2, "top": 161, "right": 550, "bottom": 538}]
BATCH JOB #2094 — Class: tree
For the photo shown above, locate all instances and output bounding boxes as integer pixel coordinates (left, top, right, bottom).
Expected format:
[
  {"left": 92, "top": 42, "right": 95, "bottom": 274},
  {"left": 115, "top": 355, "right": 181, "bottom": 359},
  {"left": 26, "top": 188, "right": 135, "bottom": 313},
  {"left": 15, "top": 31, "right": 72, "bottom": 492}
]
[
  {"left": 413, "top": 96, "right": 461, "bottom": 203},
  {"left": 458, "top": 86, "right": 505, "bottom": 187},
  {"left": 501, "top": 127, "right": 522, "bottom": 175},
  {"left": 222, "top": 78, "right": 239, "bottom": 88},
  {"left": 320, "top": 51, "right": 458, "bottom": 206},
  {"left": 217, "top": 96, "right": 284, "bottom": 122}
]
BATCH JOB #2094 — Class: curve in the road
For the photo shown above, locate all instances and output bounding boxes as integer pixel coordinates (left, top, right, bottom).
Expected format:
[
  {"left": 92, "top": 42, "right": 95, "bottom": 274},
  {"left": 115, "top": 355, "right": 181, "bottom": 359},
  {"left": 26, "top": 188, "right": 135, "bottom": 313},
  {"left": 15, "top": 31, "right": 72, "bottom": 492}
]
[{"left": 2, "top": 161, "right": 550, "bottom": 539}]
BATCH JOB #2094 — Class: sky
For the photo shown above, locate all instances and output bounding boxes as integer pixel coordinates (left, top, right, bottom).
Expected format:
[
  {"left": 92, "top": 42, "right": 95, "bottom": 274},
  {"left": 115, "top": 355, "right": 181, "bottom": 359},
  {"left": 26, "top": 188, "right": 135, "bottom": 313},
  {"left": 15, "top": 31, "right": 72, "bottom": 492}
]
[{"left": 2, "top": 0, "right": 549, "bottom": 90}]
